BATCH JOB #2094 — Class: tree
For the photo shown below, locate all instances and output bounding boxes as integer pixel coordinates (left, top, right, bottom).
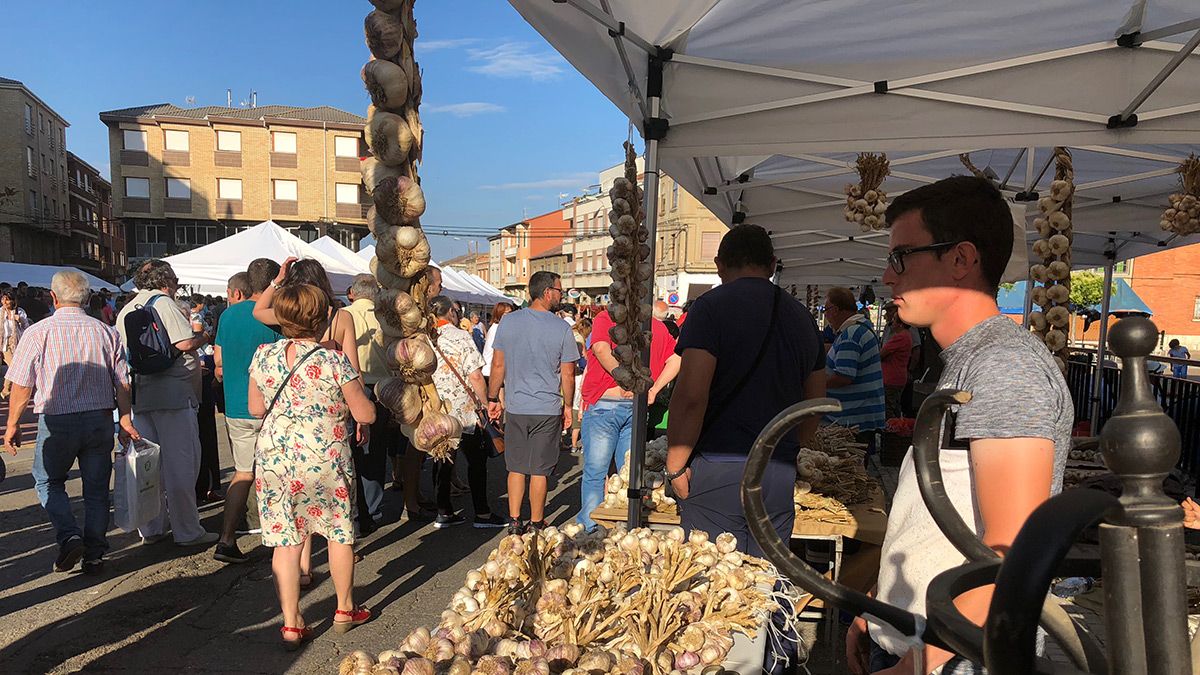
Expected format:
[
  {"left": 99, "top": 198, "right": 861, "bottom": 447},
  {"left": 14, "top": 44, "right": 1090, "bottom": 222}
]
[{"left": 1069, "top": 270, "right": 1111, "bottom": 308}]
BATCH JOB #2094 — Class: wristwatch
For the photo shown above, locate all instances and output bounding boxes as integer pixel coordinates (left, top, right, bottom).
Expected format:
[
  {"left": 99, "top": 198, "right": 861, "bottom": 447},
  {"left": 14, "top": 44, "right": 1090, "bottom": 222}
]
[{"left": 487, "top": 396, "right": 500, "bottom": 403}]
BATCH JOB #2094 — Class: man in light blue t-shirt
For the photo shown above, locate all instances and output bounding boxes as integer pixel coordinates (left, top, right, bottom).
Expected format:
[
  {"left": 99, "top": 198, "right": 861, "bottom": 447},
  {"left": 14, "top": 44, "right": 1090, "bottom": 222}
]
[
  {"left": 212, "top": 259, "right": 283, "bottom": 565},
  {"left": 487, "top": 271, "right": 578, "bottom": 535},
  {"left": 823, "top": 286, "right": 886, "bottom": 437}
]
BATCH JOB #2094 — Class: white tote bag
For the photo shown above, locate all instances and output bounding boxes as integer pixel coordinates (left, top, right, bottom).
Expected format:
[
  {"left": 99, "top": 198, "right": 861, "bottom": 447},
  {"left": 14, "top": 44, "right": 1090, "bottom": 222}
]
[{"left": 113, "top": 438, "right": 162, "bottom": 532}]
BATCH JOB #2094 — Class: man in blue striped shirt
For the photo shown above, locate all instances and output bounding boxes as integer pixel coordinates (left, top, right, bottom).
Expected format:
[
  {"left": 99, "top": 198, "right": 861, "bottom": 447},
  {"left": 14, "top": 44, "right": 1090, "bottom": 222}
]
[{"left": 823, "top": 287, "right": 886, "bottom": 434}]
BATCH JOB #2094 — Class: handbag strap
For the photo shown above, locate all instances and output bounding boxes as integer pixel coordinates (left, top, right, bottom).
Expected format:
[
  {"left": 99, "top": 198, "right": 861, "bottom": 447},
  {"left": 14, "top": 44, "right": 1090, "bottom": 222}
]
[
  {"left": 262, "top": 342, "right": 326, "bottom": 422},
  {"left": 428, "top": 331, "right": 486, "bottom": 412},
  {"left": 701, "top": 284, "right": 782, "bottom": 432}
]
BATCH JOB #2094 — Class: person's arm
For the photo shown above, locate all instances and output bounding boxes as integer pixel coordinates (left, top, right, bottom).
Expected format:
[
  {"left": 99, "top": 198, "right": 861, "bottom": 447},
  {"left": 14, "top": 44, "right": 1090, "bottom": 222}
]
[
  {"left": 109, "top": 334, "right": 139, "bottom": 444},
  {"left": 342, "top": 377, "right": 377, "bottom": 426},
  {"left": 560, "top": 361, "right": 575, "bottom": 430},
  {"left": 174, "top": 333, "right": 208, "bottom": 352},
  {"left": 665, "top": 348, "right": 717, "bottom": 498},
  {"left": 826, "top": 336, "right": 860, "bottom": 390},
  {"left": 468, "top": 369, "right": 488, "bottom": 419},
  {"left": 213, "top": 345, "right": 224, "bottom": 382},
  {"left": 591, "top": 341, "right": 621, "bottom": 375},
  {"left": 17, "top": 309, "right": 29, "bottom": 330},
  {"left": 248, "top": 375, "right": 266, "bottom": 418},
  {"left": 486, "top": 348, "right": 506, "bottom": 420},
  {"left": 335, "top": 309, "right": 361, "bottom": 374},
  {"left": 3, "top": 383, "right": 33, "bottom": 454},
  {"left": 252, "top": 257, "right": 295, "bottom": 326},
  {"left": 647, "top": 353, "right": 681, "bottom": 405}
]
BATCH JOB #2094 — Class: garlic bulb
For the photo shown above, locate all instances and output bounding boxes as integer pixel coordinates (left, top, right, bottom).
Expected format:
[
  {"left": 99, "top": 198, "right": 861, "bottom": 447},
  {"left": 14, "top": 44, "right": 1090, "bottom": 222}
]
[
  {"left": 387, "top": 336, "right": 437, "bottom": 383},
  {"left": 371, "top": 255, "right": 410, "bottom": 296},
  {"left": 361, "top": 157, "right": 403, "bottom": 196},
  {"left": 375, "top": 288, "right": 424, "bottom": 337},
  {"left": 364, "top": 10, "right": 407, "bottom": 60},
  {"left": 1031, "top": 239, "right": 1050, "bottom": 259},
  {"left": 413, "top": 409, "right": 462, "bottom": 460},
  {"left": 1048, "top": 260, "right": 1070, "bottom": 281},
  {"left": 1048, "top": 234, "right": 1070, "bottom": 256},
  {"left": 366, "top": 111, "right": 414, "bottom": 167},
  {"left": 378, "top": 224, "right": 432, "bottom": 278},
  {"left": 1030, "top": 264, "right": 1049, "bottom": 283},
  {"left": 1045, "top": 329, "right": 1067, "bottom": 352},
  {"left": 1031, "top": 286, "right": 1048, "bottom": 308},
  {"left": 1047, "top": 284, "right": 1069, "bottom": 304},
  {"left": 1029, "top": 311, "right": 1048, "bottom": 332},
  {"left": 362, "top": 59, "right": 410, "bottom": 113},
  {"left": 1049, "top": 211, "right": 1071, "bottom": 231},
  {"left": 1046, "top": 305, "right": 1070, "bottom": 328},
  {"left": 373, "top": 175, "right": 427, "bottom": 226},
  {"left": 375, "top": 377, "right": 423, "bottom": 425}
]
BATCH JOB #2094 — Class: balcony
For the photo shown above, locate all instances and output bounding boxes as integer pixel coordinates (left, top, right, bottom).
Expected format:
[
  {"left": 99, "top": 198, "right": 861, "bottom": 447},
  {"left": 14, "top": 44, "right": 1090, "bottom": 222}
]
[
  {"left": 69, "top": 177, "right": 96, "bottom": 197},
  {"left": 504, "top": 246, "right": 518, "bottom": 257},
  {"left": 71, "top": 220, "right": 100, "bottom": 238},
  {"left": 335, "top": 203, "right": 370, "bottom": 220},
  {"left": 60, "top": 252, "right": 102, "bottom": 271}
]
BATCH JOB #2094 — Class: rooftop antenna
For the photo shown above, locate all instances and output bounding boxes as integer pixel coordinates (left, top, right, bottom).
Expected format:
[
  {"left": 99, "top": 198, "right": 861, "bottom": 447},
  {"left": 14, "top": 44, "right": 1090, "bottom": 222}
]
[
  {"left": 226, "top": 89, "right": 232, "bottom": 107},
  {"left": 251, "top": 90, "right": 257, "bottom": 108},
  {"left": 185, "top": 95, "right": 196, "bottom": 106}
]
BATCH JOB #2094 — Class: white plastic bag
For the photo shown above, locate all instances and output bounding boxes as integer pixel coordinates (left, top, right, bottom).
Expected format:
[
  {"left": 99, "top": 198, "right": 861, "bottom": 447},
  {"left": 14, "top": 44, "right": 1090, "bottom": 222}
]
[{"left": 113, "top": 438, "right": 161, "bottom": 532}]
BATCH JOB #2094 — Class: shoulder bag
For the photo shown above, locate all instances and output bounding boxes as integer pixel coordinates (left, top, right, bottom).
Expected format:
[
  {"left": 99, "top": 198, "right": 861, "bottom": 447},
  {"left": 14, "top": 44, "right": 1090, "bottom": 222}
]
[{"left": 428, "top": 333, "right": 505, "bottom": 455}]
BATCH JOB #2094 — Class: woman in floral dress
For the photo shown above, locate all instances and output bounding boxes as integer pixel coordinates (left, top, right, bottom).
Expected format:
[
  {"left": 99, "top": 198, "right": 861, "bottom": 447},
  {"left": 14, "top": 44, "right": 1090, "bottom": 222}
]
[{"left": 248, "top": 284, "right": 377, "bottom": 648}]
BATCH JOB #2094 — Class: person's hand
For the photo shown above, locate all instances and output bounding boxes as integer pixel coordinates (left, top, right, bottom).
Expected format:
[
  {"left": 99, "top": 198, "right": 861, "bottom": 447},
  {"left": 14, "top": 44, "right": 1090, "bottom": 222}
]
[
  {"left": 646, "top": 386, "right": 659, "bottom": 405},
  {"left": 619, "top": 388, "right": 635, "bottom": 399},
  {"left": 118, "top": 417, "right": 141, "bottom": 447},
  {"left": 274, "top": 257, "right": 298, "bottom": 285},
  {"left": 1184, "top": 498, "right": 1200, "bottom": 530},
  {"left": 214, "top": 366, "right": 224, "bottom": 383},
  {"left": 669, "top": 467, "right": 691, "bottom": 500},
  {"left": 356, "top": 423, "right": 371, "bottom": 447},
  {"left": 487, "top": 401, "right": 503, "bottom": 422},
  {"left": 3, "top": 424, "right": 19, "bottom": 456},
  {"left": 562, "top": 405, "right": 573, "bottom": 431},
  {"left": 845, "top": 614, "right": 873, "bottom": 675}
]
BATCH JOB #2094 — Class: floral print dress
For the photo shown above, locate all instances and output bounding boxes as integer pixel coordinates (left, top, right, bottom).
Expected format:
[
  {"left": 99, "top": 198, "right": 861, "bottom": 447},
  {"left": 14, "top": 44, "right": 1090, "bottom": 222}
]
[{"left": 250, "top": 339, "right": 359, "bottom": 546}]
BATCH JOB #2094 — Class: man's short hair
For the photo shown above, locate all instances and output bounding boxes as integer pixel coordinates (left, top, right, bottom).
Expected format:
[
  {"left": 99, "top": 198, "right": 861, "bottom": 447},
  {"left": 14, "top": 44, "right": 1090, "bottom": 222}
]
[
  {"left": 716, "top": 224, "right": 775, "bottom": 270},
  {"left": 227, "top": 272, "right": 252, "bottom": 298},
  {"left": 826, "top": 287, "right": 857, "bottom": 313},
  {"left": 246, "top": 258, "right": 281, "bottom": 295},
  {"left": 528, "top": 270, "right": 560, "bottom": 301},
  {"left": 885, "top": 175, "right": 1013, "bottom": 294},
  {"left": 1170, "top": 339, "right": 1181, "bottom": 348},
  {"left": 348, "top": 274, "right": 378, "bottom": 302},
  {"left": 134, "top": 259, "right": 178, "bottom": 291},
  {"left": 559, "top": 303, "right": 577, "bottom": 317},
  {"left": 429, "top": 294, "right": 455, "bottom": 318},
  {"left": 51, "top": 270, "right": 90, "bottom": 305}
]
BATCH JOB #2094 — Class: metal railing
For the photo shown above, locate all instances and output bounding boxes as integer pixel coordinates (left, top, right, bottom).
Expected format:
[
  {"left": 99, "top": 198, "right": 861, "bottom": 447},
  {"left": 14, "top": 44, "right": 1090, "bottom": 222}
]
[{"left": 1067, "top": 351, "right": 1200, "bottom": 478}]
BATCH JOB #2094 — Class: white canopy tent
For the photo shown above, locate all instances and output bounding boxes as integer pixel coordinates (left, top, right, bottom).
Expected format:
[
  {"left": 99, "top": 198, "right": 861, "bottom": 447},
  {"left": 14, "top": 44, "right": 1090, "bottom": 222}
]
[
  {"left": 130, "top": 221, "right": 367, "bottom": 296},
  {"left": 310, "top": 236, "right": 372, "bottom": 275},
  {"left": 0, "top": 262, "right": 120, "bottom": 292}
]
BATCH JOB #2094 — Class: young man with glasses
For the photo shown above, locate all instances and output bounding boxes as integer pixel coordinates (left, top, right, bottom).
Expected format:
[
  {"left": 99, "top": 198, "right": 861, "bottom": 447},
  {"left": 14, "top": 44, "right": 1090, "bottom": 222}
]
[
  {"left": 487, "top": 271, "right": 578, "bottom": 534},
  {"left": 845, "top": 176, "right": 1071, "bottom": 675}
]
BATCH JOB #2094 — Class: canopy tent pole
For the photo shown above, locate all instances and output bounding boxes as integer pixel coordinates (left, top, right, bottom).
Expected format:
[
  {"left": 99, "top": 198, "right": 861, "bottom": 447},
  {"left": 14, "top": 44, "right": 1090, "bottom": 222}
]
[
  {"left": 1022, "top": 277, "right": 1034, "bottom": 323},
  {"left": 627, "top": 50, "right": 668, "bottom": 529},
  {"left": 1090, "top": 254, "right": 1116, "bottom": 432}
]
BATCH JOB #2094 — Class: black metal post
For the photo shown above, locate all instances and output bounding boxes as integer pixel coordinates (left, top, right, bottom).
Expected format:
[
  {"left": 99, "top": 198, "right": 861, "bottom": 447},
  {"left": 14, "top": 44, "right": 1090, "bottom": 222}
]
[{"left": 1099, "top": 316, "right": 1190, "bottom": 675}]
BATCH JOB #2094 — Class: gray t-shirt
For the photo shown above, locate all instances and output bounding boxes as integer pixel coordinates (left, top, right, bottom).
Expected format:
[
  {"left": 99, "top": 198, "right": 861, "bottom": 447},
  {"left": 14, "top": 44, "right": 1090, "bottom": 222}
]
[
  {"left": 116, "top": 289, "right": 201, "bottom": 413},
  {"left": 869, "top": 315, "right": 1071, "bottom": 656},
  {"left": 493, "top": 307, "right": 579, "bottom": 415}
]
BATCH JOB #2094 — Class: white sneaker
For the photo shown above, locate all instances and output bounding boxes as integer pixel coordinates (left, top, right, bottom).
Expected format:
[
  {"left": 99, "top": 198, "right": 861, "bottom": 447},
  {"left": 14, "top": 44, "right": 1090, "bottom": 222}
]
[{"left": 176, "top": 532, "right": 219, "bottom": 546}]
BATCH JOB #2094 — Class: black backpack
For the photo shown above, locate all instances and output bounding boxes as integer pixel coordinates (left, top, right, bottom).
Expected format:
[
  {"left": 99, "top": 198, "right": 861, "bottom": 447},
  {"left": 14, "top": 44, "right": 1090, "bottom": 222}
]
[{"left": 124, "top": 295, "right": 181, "bottom": 375}]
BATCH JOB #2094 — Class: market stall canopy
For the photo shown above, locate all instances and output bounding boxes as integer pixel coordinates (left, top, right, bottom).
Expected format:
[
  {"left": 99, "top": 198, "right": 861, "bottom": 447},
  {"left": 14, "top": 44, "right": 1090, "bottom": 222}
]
[
  {"left": 357, "top": 244, "right": 375, "bottom": 261},
  {"left": 310, "top": 236, "right": 372, "bottom": 274},
  {"left": 996, "top": 278, "right": 1153, "bottom": 315},
  {"left": 131, "top": 220, "right": 365, "bottom": 296},
  {"left": 0, "top": 262, "right": 120, "bottom": 292}
]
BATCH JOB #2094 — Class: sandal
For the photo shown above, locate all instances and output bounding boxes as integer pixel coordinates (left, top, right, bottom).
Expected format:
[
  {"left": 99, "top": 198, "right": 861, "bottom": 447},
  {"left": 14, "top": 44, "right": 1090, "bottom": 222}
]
[
  {"left": 299, "top": 573, "right": 313, "bottom": 589},
  {"left": 280, "top": 625, "right": 312, "bottom": 651},
  {"left": 333, "top": 606, "right": 372, "bottom": 634}
]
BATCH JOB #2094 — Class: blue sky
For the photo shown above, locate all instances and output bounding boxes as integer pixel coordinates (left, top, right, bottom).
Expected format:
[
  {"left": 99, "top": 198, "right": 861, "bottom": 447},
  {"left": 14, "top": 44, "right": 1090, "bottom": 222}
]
[{"left": 0, "top": 1, "right": 632, "bottom": 261}]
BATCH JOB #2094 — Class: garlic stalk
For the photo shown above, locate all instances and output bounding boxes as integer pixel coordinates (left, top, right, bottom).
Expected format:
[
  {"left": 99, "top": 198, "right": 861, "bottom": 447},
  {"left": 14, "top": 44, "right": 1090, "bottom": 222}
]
[
  {"left": 1161, "top": 154, "right": 1200, "bottom": 236},
  {"left": 842, "top": 153, "right": 890, "bottom": 232},
  {"left": 606, "top": 141, "right": 653, "bottom": 393}
]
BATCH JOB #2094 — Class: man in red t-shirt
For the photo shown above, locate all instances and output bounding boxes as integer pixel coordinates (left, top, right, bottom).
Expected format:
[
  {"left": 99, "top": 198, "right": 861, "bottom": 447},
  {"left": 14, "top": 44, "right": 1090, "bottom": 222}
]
[
  {"left": 880, "top": 311, "right": 913, "bottom": 419},
  {"left": 575, "top": 309, "right": 680, "bottom": 531}
]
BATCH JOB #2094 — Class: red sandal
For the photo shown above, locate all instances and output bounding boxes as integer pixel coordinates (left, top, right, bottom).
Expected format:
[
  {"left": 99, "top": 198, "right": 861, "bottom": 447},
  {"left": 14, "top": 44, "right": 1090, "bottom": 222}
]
[
  {"left": 280, "top": 625, "right": 312, "bottom": 651},
  {"left": 333, "top": 606, "right": 371, "bottom": 634}
]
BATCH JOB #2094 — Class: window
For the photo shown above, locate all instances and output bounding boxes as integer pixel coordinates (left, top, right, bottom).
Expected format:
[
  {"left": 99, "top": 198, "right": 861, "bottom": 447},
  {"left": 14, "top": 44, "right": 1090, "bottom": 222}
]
[
  {"left": 216, "top": 130, "right": 241, "bottom": 152},
  {"left": 335, "top": 183, "right": 359, "bottom": 204},
  {"left": 38, "top": 112, "right": 44, "bottom": 134},
  {"left": 125, "top": 177, "right": 149, "bottom": 198},
  {"left": 274, "top": 179, "right": 298, "bottom": 201},
  {"left": 672, "top": 182, "right": 679, "bottom": 209},
  {"left": 334, "top": 136, "right": 359, "bottom": 157},
  {"left": 217, "top": 178, "right": 242, "bottom": 200},
  {"left": 26, "top": 147, "right": 34, "bottom": 176},
  {"left": 272, "top": 131, "right": 297, "bottom": 154},
  {"left": 122, "top": 130, "right": 147, "bottom": 151},
  {"left": 164, "top": 129, "right": 189, "bottom": 152},
  {"left": 23, "top": 104, "right": 32, "bottom": 134},
  {"left": 166, "top": 178, "right": 191, "bottom": 199},
  {"left": 41, "top": 153, "right": 47, "bottom": 171},
  {"left": 28, "top": 190, "right": 37, "bottom": 215},
  {"left": 701, "top": 231, "right": 721, "bottom": 259},
  {"left": 1194, "top": 296, "right": 1200, "bottom": 321},
  {"left": 78, "top": 204, "right": 86, "bottom": 221},
  {"left": 60, "top": 127, "right": 65, "bottom": 148}
]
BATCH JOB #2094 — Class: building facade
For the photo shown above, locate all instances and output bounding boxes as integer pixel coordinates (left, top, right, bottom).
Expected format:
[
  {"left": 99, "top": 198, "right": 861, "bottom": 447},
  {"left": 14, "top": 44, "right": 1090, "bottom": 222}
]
[
  {"left": 530, "top": 244, "right": 570, "bottom": 279},
  {"left": 496, "top": 209, "right": 568, "bottom": 296},
  {"left": 487, "top": 234, "right": 502, "bottom": 287},
  {"left": 99, "top": 103, "right": 369, "bottom": 261},
  {"left": 66, "top": 153, "right": 125, "bottom": 281},
  {"left": 653, "top": 171, "right": 727, "bottom": 306},
  {"left": 0, "top": 77, "right": 72, "bottom": 266}
]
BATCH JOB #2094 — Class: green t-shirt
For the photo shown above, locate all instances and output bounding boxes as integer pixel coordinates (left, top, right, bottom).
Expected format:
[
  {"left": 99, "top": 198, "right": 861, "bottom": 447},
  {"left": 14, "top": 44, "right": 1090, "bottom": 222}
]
[{"left": 215, "top": 300, "right": 283, "bottom": 419}]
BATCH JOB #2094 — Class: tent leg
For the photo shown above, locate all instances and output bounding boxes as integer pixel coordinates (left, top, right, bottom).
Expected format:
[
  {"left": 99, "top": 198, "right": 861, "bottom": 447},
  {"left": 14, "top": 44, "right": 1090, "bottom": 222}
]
[
  {"left": 1090, "top": 257, "right": 1115, "bottom": 433},
  {"left": 1022, "top": 279, "right": 1034, "bottom": 324},
  {"left": 627, "top": 52, "right": 666, "bottom": 529}
]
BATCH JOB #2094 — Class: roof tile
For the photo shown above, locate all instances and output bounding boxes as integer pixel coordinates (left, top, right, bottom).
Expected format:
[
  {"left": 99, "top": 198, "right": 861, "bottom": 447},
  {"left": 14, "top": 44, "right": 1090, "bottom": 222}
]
[{"left": 99, "top": 102, "right": 366, "bottom": 125}]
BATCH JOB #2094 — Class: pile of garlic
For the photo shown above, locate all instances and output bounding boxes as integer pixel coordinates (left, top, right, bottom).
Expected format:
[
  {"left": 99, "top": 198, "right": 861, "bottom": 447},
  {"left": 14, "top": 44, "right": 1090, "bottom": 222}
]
[
  {"left": 605, "top": 141, "right": 653, "bottom": 393},
  {"left": 359, "top": 0, "right": 458, "bottom": 460},
  {"left": 842, "top": 153, "right": 890, "bottom": 233},
  {"left": 1161, "top": 154, "right": 1200, "bottom": 236},
  {"left": 1027, "top": 148, "right": 1075, "bottom": 366},
  {"left": 343, "top": 526, "right": 798, "bottom": 675},
  {"left": 601, "top": 439, "right": 675, "bottom": 513},
  {"left": 794, "top": 446, "right": 876, "bottom": 507}
]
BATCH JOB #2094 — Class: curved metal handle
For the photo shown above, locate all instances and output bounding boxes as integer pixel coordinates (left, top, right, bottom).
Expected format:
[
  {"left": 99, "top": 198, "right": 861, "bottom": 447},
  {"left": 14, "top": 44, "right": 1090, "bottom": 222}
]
[
  {"left": 740, "top": 397, "right": 953, "bottom": 652},
  {"left": 911, "top": 389, "right": 1108, "bottom": 673}
]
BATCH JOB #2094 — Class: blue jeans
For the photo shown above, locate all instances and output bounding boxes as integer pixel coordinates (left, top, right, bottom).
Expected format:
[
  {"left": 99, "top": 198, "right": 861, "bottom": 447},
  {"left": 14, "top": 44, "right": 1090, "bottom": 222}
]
[
  {"left": 31, "top": 410, "right": 115, "bottom": 561},
  {"left": 576, "top": 399, "right": 633, "bottom": 530},
  {"left": 870, "top": 642, "right": 982, "bottom": 674}
]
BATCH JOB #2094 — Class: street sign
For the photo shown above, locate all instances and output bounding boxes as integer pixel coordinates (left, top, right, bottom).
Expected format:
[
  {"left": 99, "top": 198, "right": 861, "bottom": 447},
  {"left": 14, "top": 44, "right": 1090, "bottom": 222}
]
[{"left": 667, "top": 292, "right": 680, "bottom": 305}]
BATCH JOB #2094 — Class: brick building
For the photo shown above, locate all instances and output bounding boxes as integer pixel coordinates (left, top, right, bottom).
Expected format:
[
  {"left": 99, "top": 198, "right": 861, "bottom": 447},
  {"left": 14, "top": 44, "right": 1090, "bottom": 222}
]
[
  {"left": 496, "top": 209, "right": 569, "bottom": 296},
  {"left": 0, "top": 77, "right": 72, "bottom": 265},
  {"left": 66, "top": 153, "right": 125, "bottom": 282},
  {"left": 99, "top": 102, "right": 369, "bottom": 261}
]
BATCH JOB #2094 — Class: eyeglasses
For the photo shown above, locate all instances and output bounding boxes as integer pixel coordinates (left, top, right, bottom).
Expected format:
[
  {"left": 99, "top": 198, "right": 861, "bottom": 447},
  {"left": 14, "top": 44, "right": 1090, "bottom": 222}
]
[
  {"left": 550, "top": 286, "right": 564, "bottom": 294},
  {"left": 886, "top": 242, "right": 957, "bottom": 274}
]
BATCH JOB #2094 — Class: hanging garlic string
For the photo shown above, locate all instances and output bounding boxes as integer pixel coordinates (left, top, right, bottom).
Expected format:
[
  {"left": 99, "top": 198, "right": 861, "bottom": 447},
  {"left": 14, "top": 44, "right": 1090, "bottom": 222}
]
[
  {"left": 1027, "top": 147, "right": 1074, "bottom": 371},
  {"left": 1162, "top": 154, "right": 1200, "bottom": 236},
  {"left": 606, "top": 141, "right": 653, "bottom": 393},
  {"left": 843, "top": 153, "right": 890, "bottom": 232}
]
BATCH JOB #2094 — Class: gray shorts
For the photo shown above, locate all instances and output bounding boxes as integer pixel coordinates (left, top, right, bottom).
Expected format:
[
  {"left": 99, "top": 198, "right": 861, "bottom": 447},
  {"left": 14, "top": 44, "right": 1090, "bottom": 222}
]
[{"left": 504, "top": 413, "right": 562, "bottom": 476}]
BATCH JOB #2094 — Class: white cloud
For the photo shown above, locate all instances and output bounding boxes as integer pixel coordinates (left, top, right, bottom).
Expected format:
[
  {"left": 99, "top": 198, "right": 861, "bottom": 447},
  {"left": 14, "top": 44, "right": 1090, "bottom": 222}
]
[
  {"left": 417, "top": 38, "right": 480, "bottom": 52},
  {"left": 480, "top": 172, "right": 594, "bottom": 191},
  {"left": 467, "top": 42, "right": 565, "bottom": 80},
  {"left": 424, "top": 102, "right": 506, "bottom": 117}
]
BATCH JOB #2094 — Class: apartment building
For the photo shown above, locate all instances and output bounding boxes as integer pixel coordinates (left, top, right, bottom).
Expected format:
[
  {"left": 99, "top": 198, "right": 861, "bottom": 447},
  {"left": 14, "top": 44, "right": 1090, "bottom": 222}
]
[
  {"left": 496, "top": 209, "right": 569, "bottom": 296},
  {"left": 66, "top": 152, "right": 125, "bottom": 282},
  {"left": 559, "top": 157, "right": 645, "bottom": 303},
  {"left": 487, "top": 234, "right": 502, "bottom": 287},
  {"left": 653, "top": 171, "right": 727, "bottom": 306},
  {"left": 0, "top": 77, "right": 72, "bottom": 265},
  {"left": 531, "top": 244, "right": 570, "bottom": 278},
  {"left": 99, "top": 102, "right": 369, "bottom": 260}
]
